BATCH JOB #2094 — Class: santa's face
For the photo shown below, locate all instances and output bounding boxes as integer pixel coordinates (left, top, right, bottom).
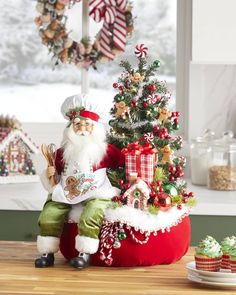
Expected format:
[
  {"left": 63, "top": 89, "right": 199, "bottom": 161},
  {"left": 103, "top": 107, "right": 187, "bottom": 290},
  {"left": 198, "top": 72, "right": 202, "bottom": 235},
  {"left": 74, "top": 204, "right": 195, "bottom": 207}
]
[{"left": 72, "top": 118, "right": 93, "bottom": 136}]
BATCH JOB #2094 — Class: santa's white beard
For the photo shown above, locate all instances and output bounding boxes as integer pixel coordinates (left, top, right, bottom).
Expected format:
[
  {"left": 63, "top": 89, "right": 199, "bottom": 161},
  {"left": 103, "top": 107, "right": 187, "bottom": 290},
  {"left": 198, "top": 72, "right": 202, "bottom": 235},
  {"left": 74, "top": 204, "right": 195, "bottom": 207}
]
[{"left": 61, "top": 122, "right": 107, "bottom": 171}]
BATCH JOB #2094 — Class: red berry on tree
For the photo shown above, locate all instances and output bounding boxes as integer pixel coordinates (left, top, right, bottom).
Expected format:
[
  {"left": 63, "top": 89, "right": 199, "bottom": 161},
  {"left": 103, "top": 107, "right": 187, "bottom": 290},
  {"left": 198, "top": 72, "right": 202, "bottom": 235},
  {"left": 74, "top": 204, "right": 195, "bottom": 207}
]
[
  {"left": 149, "top": 84, "right": 156, "bottom": 92},
  {"left": 131, "top": 100, "right": 138, "bottom": 108},
  {"left": 143, "top": 102, "right": 148, "bottom": 108},
  {"left": 171, "top": 112, "right": 176, "bottom": 117},
  {"left": 177, "top": 204, "right": 182, "bottom": 210},
  {"left": 159, "top": 187, "right": 164, "bottom": 193},
  {"left": 174, "top": 118, "right": 179, "bottom": 124},
  {"left": 153, "top": 126, "right": 160, "bottom": 133},
  {"left": 188, "top": 191, "right": 194, "bottom": 198},
  {"left": 113, "top": 83, "right": 119, "bottom": 88},
  {"left": 176, "top": 111, "right": 180, "bottom": 117},
  {"left": 176, "top": 165, "right": 182, "bottom": 172},
  {"left": 159, "top": 133, "right": 165, "bottom": 139},
  {"left": 156, "top": 180, "right": 162, "bottom": 187},
  {"left": 169, "top": 175, "right": 175, "bottom": 181},
  {"left": 169, "top": 166, "right": 176, "bottom": 174},
  {"left": 119, "top": 85, "right": 124, "bottom": 91}
]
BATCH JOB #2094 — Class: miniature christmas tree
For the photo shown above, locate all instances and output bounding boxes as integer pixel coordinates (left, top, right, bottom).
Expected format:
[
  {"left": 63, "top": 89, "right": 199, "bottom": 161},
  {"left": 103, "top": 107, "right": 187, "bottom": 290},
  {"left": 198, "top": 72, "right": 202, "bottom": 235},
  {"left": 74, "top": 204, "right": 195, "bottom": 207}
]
[{"left": 107, "top": 44, "right": 196, "bottom": 213}]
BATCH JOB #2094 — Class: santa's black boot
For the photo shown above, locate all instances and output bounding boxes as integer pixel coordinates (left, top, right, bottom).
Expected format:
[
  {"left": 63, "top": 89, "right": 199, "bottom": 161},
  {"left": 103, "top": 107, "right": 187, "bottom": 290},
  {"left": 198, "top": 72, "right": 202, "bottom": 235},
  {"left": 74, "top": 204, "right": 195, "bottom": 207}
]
[
  {"left": 35, "top": 253, "right": 55, "bottom": 268},
  {"left": 70, "top": 252, "right": 90, "bottom": 269}
]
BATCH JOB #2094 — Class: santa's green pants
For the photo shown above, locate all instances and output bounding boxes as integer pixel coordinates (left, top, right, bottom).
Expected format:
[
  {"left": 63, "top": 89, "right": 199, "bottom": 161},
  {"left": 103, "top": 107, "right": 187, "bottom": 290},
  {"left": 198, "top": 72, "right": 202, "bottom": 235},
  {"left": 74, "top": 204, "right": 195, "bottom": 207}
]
[{"left": 37, "top": 194, "right": 111, "bottom": 255}]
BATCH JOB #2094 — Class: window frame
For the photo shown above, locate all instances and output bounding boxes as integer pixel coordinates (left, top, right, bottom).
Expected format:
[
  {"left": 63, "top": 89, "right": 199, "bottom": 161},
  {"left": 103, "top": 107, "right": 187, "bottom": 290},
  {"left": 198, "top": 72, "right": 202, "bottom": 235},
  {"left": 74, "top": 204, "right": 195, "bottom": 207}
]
[{"left": 23, "top": 0, "right": 192, "bottom": 144}]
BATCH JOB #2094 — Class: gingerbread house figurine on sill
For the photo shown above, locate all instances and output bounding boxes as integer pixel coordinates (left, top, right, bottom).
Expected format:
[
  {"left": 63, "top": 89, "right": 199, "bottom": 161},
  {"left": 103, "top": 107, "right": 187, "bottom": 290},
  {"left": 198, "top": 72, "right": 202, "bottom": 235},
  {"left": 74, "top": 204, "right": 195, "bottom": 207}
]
[{"left": 0, "top": 115, "right": 39, "bottom": 184}]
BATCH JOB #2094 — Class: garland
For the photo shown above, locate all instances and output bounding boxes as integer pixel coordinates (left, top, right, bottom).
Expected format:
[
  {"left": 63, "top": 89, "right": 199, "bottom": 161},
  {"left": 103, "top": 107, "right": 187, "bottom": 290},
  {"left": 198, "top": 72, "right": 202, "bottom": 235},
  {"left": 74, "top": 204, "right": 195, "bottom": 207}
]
[{"left": 35, "top": 0, "right": 134, "bottom": 69}]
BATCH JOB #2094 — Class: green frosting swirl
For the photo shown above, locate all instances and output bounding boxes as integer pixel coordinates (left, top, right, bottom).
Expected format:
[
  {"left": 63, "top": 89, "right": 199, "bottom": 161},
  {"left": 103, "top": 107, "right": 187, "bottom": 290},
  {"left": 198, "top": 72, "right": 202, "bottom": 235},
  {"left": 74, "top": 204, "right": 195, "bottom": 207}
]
[
  {"left": 229, "top": 244, "right": 236, "bottom": 259},
  {"left": 195, "top": 235, "right": 222, "bottom": 258},
  {"left": 221, "top": 236, "right": 236, "bottom": 254}
]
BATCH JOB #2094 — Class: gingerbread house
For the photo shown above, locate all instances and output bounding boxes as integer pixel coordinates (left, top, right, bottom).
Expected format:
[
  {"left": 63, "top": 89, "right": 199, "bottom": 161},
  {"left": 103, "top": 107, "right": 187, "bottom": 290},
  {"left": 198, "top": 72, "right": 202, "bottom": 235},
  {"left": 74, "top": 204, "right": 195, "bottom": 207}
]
[
  {"left": 123, "top": 178, "right": 150, "bottom": 210},
  {"left": 0, "top": 126, "right": 39, "bottom": 184}
]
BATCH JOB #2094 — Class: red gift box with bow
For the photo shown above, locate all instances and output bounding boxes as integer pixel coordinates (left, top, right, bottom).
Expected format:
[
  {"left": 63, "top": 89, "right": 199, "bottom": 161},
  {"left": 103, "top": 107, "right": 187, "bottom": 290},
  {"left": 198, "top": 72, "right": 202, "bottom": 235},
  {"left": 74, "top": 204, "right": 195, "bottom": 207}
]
[{"left": 122, "top": 142, "right": 157, "bottom": 184}]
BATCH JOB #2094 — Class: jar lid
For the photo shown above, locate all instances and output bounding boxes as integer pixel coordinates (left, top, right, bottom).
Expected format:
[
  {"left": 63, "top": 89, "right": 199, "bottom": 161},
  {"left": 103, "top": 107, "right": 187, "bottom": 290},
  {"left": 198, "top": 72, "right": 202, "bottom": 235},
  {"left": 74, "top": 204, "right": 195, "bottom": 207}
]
[
  {"left": 212, "top": 130, "right": 236, "bottom": 150},
  {"left": 192, "top": 129, "right": 216, "bottom": 143}
]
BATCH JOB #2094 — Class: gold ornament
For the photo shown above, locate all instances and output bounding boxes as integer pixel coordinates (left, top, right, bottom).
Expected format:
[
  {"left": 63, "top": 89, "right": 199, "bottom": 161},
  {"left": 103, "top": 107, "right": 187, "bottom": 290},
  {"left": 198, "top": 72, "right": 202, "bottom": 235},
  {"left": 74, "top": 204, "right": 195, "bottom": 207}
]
[
  {"left": 158, "top": 107, "right": 171, "bottom": 123},
  {"left": 115, "top": 101, "right": 130, "bottom": 119},
  {"left": 161, "top": 145, "right": 173, "bottom": 164},
  {"left": 130, "top": 72, "right": 144, "bottom": 83}
]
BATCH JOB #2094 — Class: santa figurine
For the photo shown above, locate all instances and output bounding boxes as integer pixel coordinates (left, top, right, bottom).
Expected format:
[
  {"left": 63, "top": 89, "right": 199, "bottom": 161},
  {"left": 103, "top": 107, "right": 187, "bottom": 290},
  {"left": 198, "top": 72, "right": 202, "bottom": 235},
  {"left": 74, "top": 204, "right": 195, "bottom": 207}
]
[{"left": 35, "top": 94, "right": 124, "bottom": 269}]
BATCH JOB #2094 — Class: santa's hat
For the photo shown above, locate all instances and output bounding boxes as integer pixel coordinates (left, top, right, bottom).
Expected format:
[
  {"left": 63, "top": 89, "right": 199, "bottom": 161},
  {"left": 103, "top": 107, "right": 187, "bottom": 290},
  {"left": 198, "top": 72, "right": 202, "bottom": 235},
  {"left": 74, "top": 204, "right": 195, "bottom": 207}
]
[{"left": 61, "top": 94, "right": 104, "bottom": 124}]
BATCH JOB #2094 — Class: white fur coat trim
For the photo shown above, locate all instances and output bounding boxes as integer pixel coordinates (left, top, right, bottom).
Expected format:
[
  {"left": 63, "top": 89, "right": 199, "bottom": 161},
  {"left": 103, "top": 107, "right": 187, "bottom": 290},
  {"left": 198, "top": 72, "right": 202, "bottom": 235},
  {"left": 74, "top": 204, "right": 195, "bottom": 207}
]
[
  {"left": 75, "top": 234, "right": 99, "bottom": 254},
  {"left": 37, "top": 235, "right": 59, "bottom": 254},
  {"left": 105, "top": 205, "right": 190, "bottom": 233}
]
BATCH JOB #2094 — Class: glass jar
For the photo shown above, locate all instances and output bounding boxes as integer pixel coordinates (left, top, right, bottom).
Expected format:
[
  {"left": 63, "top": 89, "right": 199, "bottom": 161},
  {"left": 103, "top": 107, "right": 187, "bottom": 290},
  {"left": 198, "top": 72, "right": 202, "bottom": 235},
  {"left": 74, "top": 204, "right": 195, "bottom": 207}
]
[
  {"left": 207, "top": 131, "right": 236, "bottom": 190},
  {"left": 190, "top": 130, "right": 215, "bottom": 185}
]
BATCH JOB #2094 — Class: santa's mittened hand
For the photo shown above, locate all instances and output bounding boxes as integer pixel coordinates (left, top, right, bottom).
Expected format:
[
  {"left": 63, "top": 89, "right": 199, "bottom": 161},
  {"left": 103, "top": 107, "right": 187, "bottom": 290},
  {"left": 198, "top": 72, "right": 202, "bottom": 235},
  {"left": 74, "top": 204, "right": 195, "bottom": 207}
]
[{"left": 47, "top": 166, "right": 56, "bottom": 179}]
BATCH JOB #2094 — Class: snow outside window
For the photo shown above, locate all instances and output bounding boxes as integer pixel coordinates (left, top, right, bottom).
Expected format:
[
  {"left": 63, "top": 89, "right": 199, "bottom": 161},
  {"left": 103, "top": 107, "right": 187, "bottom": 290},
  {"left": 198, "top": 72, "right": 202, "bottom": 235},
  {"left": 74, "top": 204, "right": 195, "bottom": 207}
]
[{"left": 0, "top": 0, "right": 176, "bottom": 123}]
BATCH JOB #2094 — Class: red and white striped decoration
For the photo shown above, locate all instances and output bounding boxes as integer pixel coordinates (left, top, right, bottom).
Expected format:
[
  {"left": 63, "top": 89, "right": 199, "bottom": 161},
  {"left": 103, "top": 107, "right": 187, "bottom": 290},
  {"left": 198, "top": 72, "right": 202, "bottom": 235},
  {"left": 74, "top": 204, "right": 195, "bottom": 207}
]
[
  {"left": 146, "top": 94, "right": 159, "bottom": 105},
  {"left": 135, "top": 44, "right": 148, "bottom": 58},
  {"left": 221, "top": 254, "right": 230, "bottom": 269},
  {"left": 89, "top": 0, "right": 127, "bottom": 59},
  {"left": 99, "top": 22, "right": 115, "bottom": 60},
  {"left": 195, "top": 256, "right": 222, "bottom": 272},
  {"left": 143, "top": 132, "right": 154, "bottom": 143},
  {"left": 140, "top": 153, "right": 156, "bottom": 184},
  {"left": 230, "top": 259, "right": 236, "bottom": 273}
]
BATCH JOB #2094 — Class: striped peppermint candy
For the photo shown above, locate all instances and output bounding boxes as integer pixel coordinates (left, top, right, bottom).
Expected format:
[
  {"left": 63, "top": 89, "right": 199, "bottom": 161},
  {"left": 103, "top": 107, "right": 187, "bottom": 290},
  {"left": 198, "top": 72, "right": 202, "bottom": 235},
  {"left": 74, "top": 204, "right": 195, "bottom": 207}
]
[
  {"left": 146, "top": 94, "right": 159, "bottom": 105},
  {"left": 135, "top": 44, "right": 148, "bottom": 58},
  {"left": 144, "top": 132, "right": 154, "bottom": 143}
]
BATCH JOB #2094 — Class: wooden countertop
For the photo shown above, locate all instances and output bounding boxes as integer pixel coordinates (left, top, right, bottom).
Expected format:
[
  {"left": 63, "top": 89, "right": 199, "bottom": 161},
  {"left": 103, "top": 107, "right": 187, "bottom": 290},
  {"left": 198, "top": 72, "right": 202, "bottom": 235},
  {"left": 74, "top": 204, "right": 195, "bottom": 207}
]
[{"left": 0, "top": 241, "right": 235, "bottom": 295}]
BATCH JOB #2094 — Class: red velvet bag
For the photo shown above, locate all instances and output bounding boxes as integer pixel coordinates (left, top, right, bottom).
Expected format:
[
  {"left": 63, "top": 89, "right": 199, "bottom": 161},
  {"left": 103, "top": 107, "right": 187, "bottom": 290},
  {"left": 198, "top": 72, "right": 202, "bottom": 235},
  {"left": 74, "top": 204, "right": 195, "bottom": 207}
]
[{"left": 60, "top": 215, "right": 191, "bottom": 267}]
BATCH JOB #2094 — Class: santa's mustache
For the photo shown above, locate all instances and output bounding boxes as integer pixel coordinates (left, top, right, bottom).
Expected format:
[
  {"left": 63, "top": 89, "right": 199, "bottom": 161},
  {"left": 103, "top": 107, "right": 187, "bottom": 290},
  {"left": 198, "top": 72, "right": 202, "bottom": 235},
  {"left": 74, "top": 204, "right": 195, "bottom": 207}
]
[{"left": 76, "top": 130, "right": 90, "bottom": 136}]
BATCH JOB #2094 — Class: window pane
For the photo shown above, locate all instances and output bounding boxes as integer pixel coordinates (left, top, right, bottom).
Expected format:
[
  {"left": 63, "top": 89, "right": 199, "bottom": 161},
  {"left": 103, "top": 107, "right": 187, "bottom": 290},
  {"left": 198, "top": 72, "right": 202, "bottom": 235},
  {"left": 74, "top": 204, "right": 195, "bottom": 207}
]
[{"left": 0, "top": 0, "right": 176, "bottom": 122}]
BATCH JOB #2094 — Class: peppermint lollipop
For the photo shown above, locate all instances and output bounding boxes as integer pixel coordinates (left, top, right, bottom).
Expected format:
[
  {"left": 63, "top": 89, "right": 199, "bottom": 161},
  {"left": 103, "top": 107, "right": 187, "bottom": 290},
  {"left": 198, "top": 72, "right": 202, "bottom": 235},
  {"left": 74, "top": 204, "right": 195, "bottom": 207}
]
[{"left": 134, "top": 44, "right": 148, "bottom": 58}]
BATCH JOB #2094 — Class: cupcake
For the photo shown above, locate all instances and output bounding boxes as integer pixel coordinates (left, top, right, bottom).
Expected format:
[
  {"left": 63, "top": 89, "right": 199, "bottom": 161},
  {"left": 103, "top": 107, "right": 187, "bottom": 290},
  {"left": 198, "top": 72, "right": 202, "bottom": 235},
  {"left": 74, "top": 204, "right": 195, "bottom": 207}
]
[
  {"left": 195, "top": 236, "right": 222, "bottom": 272},
  {"left": 229, "top": 244, "right": 236, "bottom": 273},
  {"left": 221, "top": 236, "right": 236, "bottom": 269}
]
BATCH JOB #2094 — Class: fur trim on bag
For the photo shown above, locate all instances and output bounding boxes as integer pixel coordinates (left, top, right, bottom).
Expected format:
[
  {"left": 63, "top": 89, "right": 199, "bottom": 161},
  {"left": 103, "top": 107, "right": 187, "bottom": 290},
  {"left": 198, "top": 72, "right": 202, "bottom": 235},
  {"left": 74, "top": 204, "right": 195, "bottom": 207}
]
[
  {"left": 75, "top": 234, "right": 99, "bottom": 254},
  {"left": 37, "top": 235, "right": 60, "bottom": 254}
]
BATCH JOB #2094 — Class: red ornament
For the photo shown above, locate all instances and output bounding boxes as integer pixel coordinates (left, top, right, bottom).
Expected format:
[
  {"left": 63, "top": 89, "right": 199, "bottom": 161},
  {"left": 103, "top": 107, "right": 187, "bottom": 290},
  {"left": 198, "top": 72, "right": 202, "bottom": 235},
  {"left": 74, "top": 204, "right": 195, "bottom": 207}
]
[
  {"left": 171, "top": 112, "right": 176, "bottom": 117},
  {"left": 174, "top": 118, "right": 179, "bottom": 124},
  {"left": 169, "top": 166, "right": 176, "bottom": 174},
  {"left": 153, "top": 126, "right": 160, "bottom": 133},
  {"left": 158, "top": 187, "right": 164, "bottom": 193},
  {"left": 143, "top": 102, "right": 148, "bottom": 108},
  {"left": 113, "top": 83, "right": 119, "bottom": 88},
  {"left": 188, "top": 191, "right": 194, "bottom": 198},
  {"left": 159, "top": 133, "right": 165, "bottom": 139},
  {"left": 182, "top": 197, "right": 188, "bottom": 204},
  {"left": 169, "top": 175, "right": 175, "bottom": 181},
  {"left": 149, "top": 84, "right": 156, "bottom": 92},
  {"left": 176, "top": 111, "right": 180, "bottom": 117},
  {"left": 157, "top": 193, "right": 172, "bottom": 211},
  {"left": 131, "top": 100, "right": 138, "bottom": 108},
  {"left": 119, "top": 85, "right": 124, "bottom": 91},
  {"left": 156, "top": 180, "right": 162, "bottom": 187},
  {"left": 176, "top": 165, "right": 182, "bottom": 172}
]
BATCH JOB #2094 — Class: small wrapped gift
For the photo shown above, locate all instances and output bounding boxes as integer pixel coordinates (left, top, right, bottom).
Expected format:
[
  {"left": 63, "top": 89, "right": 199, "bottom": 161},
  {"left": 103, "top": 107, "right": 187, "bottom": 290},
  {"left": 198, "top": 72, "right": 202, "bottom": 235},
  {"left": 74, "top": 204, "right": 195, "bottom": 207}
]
[{"left": 122, "top": 142, "right": 157, "bottom": 184}]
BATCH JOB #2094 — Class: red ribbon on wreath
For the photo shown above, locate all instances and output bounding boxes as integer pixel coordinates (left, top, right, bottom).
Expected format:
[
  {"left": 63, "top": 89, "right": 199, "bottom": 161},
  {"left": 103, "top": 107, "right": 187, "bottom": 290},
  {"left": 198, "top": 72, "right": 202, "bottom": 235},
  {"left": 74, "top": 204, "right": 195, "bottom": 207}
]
[{"left": 89, "top": 0, "right": 127, "bottom": 60}]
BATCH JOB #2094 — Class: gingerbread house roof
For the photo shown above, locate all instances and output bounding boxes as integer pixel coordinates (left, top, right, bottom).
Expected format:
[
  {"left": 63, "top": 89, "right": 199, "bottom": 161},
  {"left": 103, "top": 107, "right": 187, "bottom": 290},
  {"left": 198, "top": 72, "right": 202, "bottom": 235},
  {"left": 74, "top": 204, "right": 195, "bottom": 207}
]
[
  {"left": 123, "top": 178, "right": 150, "bottom": 199},
  {"left": 0, "top": 127, "right": 39, "bottom": 154}
]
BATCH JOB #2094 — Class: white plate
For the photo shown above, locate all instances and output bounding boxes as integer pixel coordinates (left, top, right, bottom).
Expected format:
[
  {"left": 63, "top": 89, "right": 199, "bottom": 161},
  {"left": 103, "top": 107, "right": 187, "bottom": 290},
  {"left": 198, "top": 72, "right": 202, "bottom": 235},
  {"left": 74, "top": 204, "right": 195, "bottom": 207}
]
[
  {"left": 186, "top": 261, "right": 236, "bottom": 278},
  {"left": 188, "top": 274, "right": 236, "bottom": 287}
]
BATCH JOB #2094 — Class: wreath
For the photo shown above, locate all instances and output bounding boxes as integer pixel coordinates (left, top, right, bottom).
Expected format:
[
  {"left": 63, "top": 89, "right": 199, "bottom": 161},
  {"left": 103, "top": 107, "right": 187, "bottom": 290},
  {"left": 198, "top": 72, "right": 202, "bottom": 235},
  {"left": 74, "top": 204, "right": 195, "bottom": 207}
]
[{"left": 35, "top": 0, "right": 134, "bottom": 69}]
